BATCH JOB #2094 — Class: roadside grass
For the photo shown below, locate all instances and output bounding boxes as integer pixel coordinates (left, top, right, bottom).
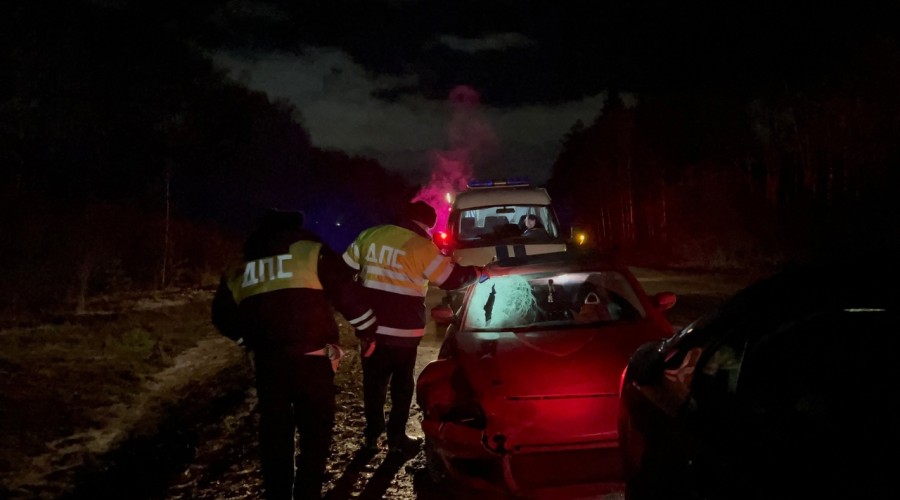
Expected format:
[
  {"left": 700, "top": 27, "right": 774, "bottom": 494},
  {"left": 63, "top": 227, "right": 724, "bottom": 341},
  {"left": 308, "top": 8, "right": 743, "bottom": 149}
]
[
  {"left": 0, "top": 286, "right": 367, "bottom": 491},
  {"left": 0, "top": 290, "right": 218, "bottom": 479}
]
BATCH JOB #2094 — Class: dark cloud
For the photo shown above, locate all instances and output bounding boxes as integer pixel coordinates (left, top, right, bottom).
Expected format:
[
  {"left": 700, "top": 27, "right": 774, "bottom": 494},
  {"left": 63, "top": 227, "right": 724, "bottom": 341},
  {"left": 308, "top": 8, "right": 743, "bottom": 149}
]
[
  {"left": 437, "top": 32, "right": 534, "bottom": 53},
  {"left": 213, "top": 47, "right": 605, "bottom": 183},
  {"left": 203, "top": 0, "right": 898, "bottom": 183}
]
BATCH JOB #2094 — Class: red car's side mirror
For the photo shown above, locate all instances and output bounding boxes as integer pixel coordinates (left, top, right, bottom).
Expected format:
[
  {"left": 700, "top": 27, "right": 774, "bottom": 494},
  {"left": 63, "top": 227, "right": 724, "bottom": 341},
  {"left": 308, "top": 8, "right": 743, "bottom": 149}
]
[
  {"left": 653, "top": 291, "right": 677, "bottom": 312},
  {"left": 431, "top": 304, "right": 454, "bottom": 325}
]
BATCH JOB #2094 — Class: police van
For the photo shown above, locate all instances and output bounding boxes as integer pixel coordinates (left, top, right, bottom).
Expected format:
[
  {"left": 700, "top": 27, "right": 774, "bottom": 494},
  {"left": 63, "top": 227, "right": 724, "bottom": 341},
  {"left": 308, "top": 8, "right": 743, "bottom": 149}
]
[
  {"left": 433, "top": 178, "right": 569, "bottom": 266},
  {"left": 430, "top": 178, "right": 571, "bottom": 324}
]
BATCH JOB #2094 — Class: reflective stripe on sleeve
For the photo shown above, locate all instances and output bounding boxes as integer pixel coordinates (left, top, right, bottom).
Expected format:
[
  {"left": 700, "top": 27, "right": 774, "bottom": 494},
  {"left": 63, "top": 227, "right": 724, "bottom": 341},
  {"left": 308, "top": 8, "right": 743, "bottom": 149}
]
[
  {"left": 356, "top": 316, "right": 377, "bottom": 330},
  {"left": 377, "top": 325, "right": 426, "bottom": 337},
  {"left": 364, "top": 280, "right": 427, "bottom": 297},
  {"left": 367, "top": 265, "right": 423, "bottom": 286},
  {"left": 424, "top": 253, "right": 454, "bottom": 286},
  {"left": 347, "top": 309, "right": 377, "bottom": 331},
  {"left": 423, "top": 253, "right": 444, "bottom": 277},
  {"left": 342, "top": 250, "right": 360, "bottom": 270}
]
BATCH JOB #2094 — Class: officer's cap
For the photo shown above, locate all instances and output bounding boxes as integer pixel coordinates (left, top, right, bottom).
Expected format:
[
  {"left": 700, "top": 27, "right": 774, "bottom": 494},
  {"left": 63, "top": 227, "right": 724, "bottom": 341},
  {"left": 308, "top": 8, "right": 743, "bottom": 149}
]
[{"left": 404, "top": 201, "right": 437, "bottom": 227}]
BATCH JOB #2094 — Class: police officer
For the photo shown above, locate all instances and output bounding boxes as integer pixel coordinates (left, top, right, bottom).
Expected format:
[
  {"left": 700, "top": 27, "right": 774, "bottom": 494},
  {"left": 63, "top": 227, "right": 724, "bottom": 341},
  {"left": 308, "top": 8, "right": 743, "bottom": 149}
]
[
  {"left": 342, "top": 200, "right": 483, "bottom": 455},
  {"left": 212, "top": 209, "right": 377, "bottom": 499}
]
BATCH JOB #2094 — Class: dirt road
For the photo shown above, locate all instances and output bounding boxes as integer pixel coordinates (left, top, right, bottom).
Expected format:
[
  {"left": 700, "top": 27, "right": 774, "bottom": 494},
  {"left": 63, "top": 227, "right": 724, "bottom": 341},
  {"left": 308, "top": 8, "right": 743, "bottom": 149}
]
[
  {"left": 29, "top": 267, "right": 753, "bottom": 500},
  {"left": 160, "top": 269, "right": 749, "bottom": 499}
]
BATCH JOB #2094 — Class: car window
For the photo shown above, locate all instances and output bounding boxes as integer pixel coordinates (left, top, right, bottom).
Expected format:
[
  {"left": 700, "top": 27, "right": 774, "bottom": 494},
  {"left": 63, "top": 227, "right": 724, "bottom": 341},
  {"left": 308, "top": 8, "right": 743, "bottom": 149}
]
[
  {"left": 738, "top": 309, "right": 896, "bottom": 411},
  {"left": 697, "top": 342, "right": 745, "bottom": 396},
  {"left": 687, "top": 323, "right": 750, "bottom": 405},
  {"left": 692, "top": 307, "right": 898, "bottom": 413},
  {"left": 701, "top": 308, "right": 899, "bottom": 473},
  {"left": 462, "top": 270, "right": 647, "bottom": 331}
]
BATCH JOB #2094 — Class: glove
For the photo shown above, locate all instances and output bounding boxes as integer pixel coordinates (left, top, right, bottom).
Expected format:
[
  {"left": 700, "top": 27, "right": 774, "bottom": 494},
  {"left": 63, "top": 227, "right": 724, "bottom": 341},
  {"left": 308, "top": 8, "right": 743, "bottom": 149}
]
[
  {"left": 355, "top": 319, "right": 378, "bottom": 358},
  {"left": 235, "top": 338, "right": 256, "bottom": 371},
  {"left": 359, "top": 338, "right": 377, "bottom": 358},
  {"left": 325, "top": 344, "right": 344, "bottom": 373},
  {"left": 235, "top": 336, "right": 256, "bottom": 351}
]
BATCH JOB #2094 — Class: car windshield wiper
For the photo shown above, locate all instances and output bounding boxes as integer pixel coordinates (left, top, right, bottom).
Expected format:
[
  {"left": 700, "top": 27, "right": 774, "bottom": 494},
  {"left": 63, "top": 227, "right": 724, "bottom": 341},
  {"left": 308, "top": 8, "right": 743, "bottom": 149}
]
[
  {"left": 518, "top": 321, "right": 582, "bottom": 331},
  {"left": 469, "top": 322, "right": 582, "bottom": 333}
]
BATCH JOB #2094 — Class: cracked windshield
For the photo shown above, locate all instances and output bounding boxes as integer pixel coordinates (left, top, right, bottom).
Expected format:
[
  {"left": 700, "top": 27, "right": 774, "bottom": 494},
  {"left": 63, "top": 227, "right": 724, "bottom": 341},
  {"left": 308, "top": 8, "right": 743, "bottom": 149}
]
[{"left": 465, "top": 271, "right": 647, "bottom": 330}]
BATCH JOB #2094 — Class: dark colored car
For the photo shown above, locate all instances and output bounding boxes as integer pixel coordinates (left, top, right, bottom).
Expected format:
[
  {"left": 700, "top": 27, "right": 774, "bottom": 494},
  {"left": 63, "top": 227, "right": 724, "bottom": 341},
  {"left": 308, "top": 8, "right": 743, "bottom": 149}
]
[
  {"left": 417, "top": 250, "right": 676, "bottom": 498},
  {"left": 618, "top": 262, "right": 900, "bottom": 500}
]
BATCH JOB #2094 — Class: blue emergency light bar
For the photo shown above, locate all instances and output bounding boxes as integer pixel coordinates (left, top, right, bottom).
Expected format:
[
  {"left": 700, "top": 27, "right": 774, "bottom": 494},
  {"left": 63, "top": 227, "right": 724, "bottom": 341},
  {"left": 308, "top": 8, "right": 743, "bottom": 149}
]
[{"left": 467, "top": 177, "right": 531, "bottom": 188}]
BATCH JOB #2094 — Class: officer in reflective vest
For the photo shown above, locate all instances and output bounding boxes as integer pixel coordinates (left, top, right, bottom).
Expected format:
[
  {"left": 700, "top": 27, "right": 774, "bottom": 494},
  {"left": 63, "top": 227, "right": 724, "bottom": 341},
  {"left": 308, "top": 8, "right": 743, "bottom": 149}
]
[
  {"left": 343, "top": 200, "right": 483, "bottom": 455},
  {"left": 212, "top": 209, "right": 377, "bottom": 499}
]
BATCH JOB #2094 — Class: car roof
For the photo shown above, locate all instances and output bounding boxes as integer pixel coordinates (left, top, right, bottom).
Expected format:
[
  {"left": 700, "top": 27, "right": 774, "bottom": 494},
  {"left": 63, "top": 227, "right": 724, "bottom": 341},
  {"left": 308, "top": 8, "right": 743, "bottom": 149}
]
[
  {"left": 671, "top": 260, "right": 898, "bottom": 349},
  {"left": 454, "top": 186, "right": 552, "bottom": 210},
  {"left": 727, "top": 262, "right": 894, "bottom": 316}
]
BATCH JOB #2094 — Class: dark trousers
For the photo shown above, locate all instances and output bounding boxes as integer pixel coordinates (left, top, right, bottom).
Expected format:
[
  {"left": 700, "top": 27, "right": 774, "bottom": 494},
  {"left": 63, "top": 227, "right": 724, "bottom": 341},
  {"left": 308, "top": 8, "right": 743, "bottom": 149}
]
[
  {"left": 361, "top": 342, "right": 419, "bottom": 442},
  {"left": 254, "top": 354, "right": 336, "bottom": 499}
]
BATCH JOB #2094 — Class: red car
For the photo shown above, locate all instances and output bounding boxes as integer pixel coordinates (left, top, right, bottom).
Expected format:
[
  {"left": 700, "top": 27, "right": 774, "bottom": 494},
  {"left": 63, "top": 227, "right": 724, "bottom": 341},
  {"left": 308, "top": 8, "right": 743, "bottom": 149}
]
[{"left": 417, "top": 250, "right": 676, "bottom": 498}]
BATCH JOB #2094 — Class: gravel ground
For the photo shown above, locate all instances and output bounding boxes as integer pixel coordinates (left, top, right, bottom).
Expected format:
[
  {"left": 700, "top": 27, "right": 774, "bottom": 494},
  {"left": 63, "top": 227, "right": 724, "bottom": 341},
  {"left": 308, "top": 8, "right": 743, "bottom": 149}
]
[
  {"left": 2, "top": 269, "right": 750, "bottom": 499},
  {"left": 160, "top": 321, "right": 622, "bottom": 499}
]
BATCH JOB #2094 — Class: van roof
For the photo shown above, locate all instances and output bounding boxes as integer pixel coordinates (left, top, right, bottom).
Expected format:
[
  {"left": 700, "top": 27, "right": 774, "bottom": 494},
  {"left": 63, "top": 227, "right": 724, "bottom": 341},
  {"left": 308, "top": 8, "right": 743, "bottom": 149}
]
[{"left": 454, "top": 186, "right": 552, "bottom": 210}]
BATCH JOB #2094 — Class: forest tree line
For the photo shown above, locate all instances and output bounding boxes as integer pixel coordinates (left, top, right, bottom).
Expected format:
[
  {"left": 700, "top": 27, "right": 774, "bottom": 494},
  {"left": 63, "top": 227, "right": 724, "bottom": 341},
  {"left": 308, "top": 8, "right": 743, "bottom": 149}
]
[
  {"left": 3, "top": 1, "right": 899, "bottom": 318},
  {"left": 1, "top": 1, "right": 417, "bottom": 319},
  {"left": 549, "top": 72, "right": 900, "bottom": 270}
]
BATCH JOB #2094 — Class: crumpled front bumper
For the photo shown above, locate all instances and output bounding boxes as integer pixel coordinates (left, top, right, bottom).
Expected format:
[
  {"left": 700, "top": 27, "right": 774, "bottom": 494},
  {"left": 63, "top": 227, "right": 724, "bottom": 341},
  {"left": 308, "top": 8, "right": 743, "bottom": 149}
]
[{"left": 423, "top": 418, "right": 622, "bottom": 496}]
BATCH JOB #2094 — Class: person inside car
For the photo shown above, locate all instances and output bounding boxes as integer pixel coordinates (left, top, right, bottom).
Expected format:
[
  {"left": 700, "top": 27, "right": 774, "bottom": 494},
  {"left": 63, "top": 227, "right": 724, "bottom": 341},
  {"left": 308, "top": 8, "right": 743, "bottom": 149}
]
[{"left": 522, "top": 214, "right": 548, "bottom": 238}]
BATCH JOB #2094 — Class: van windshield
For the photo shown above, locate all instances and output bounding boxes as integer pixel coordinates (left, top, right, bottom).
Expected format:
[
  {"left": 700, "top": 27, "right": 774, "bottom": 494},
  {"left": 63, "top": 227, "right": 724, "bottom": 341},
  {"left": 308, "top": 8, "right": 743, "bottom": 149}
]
[{"left": 453, "top": 205, "right": 559, "bottom": 243}]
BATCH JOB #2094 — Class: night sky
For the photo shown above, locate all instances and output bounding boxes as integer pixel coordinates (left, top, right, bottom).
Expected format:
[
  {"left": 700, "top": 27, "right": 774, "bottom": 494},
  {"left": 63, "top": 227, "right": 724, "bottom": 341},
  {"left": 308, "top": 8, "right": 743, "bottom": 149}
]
[
  {"left": 202, "top": 0, "right": 899, "bottom": 184},
  {"left": 3, "top": 0, "right": 899, "bottom": 294},
  {"left": 5, "top": 1, "right": 896, "bottom": 186}
]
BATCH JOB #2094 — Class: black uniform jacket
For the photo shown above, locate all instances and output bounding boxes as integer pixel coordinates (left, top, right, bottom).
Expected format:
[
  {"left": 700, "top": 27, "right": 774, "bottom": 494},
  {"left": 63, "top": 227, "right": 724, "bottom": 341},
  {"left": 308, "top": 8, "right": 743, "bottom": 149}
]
[{"left": 212, "top": 226, "right": 376, "bottom": 356}]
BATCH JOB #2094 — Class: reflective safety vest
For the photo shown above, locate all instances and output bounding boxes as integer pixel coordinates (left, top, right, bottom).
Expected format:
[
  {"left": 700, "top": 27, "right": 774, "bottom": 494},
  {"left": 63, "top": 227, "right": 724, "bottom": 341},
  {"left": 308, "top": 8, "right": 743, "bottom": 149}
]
[
  {"left": 227, "top": 240, "right": 323, "bottom": 303},
  {"left": 343, "top": 224, "right": 455, "bottom": 339}
]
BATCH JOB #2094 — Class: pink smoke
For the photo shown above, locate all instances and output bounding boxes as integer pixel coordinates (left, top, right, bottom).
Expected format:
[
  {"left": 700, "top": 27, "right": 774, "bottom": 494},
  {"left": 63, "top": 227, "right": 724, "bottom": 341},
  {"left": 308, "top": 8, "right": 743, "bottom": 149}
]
[{"left": 413, "top": 85, "right": 499, "bottom": 233}]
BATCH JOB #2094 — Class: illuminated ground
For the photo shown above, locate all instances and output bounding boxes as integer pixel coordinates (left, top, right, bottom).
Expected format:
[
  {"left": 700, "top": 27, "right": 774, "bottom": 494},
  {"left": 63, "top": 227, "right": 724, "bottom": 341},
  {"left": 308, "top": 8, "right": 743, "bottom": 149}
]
[{"left": 0, "top": 269, "right": 754, "bottom": 499}]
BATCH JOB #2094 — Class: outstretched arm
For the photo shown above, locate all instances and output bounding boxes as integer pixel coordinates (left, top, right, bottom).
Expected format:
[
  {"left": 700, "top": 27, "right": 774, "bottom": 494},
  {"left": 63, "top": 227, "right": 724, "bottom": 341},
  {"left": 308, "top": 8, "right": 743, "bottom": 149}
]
[
  {"left": 437, "top": 264, "right": 484, "bottom": 290},
  {"left": 318, "top": 243, "right": 378, "bottom": 339}
]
